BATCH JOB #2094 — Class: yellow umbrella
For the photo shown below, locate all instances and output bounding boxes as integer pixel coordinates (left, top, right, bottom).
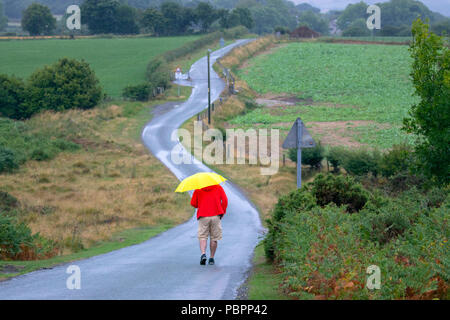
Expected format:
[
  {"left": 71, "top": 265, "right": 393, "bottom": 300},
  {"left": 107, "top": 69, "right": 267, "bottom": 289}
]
[{"left": 175, "top": 172, "right": 227, "bottom": 193}]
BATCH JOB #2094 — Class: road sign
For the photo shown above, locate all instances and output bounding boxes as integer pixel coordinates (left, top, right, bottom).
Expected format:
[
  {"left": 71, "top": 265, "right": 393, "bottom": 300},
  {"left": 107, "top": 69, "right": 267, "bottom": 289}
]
[
  {"left": 282, "top": 118, "right": 315, "bottom": 149},
  {"left": 282, "top": 118, "right": 316, "bottom": 189}
]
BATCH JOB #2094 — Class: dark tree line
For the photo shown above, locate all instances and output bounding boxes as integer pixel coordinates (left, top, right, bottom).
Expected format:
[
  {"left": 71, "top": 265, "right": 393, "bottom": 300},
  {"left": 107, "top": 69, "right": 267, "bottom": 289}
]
[
  {"left": 15, "top": 0, "right": 253, "bottom": 36},
  {"left": 6, "top": 0, "right": 450, "bottom": 37},
  {"left": 81, "top": 0, "right": 140, "bottom": 34},
  {"left": 337, "top": 0, "right": 450, "bottom": 37}
]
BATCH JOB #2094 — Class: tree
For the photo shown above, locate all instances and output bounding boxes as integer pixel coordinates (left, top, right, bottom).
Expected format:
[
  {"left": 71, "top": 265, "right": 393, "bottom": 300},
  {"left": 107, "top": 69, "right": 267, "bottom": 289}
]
[
  {"left": 0, "top": 0, "right": 8, "bottom": 31},
  {"left": 4, "top": 1, "right": 76, "bottom": 19},
  {"left": 378, "top": 0, "right": 437, "bottom": 29},
  {"left": 297, "top": 10, "right": 329, "bottom": 35},
  {"left": 234, "top": 7, "right": 253, "bottom": 30},
  {"left": 342, "top": 18, "right": 371, "bottom": 37},
  {"left": 337, "top": 1, "right": 367, "bottom": 31},
  {"left": 161, "top": 1, "right": 185, "bottom": 34},
  {"left": 403, "top": 19, "right": 449, "bottom": 185},
  {"left": 218, "top": 7, "right": 253, "bottom": 30},
  {"left": 139, "top": 7, "right": 166, "bottom": 35},
  {"left": 249, "top": 0, "right": 297, "bottom": 34},
  {"left": 26, "top": 58, "right": 103, "bottom": 113},
  {"left": 217, "top": 9, "right": 231, "bottom": 28},
  {"left": 21, "top": 3, "right": 56, "bottom": 36},
  {"left": 81, "top": 0, "right": 120, "bottom": 34},
  {"left": 432, "top": 19, "right": 450, "bottom": 36},
  {"left": 181, "top": 6, "right": 196, "bottom": 33},
  {"left": 115, "top": 4, "right": 139, "bottom": 34},
  {"left": 295, "top": 3, "right": 320, "bottom": 14},
  {"left": 195, "top": 2, "right": 217, "bottom": 32}
]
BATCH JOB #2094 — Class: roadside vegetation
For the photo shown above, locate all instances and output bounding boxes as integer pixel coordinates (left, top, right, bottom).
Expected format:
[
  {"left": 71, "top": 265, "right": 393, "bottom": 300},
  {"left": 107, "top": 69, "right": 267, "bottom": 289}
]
[{"left": 182, "top": 19, "right": 448, "bottom": 299}]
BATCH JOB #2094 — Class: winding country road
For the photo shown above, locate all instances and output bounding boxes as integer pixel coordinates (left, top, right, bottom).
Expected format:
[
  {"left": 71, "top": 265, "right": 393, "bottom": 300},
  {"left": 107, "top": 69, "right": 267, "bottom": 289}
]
[{"left": 0, "top": 40, "right": 264, "bottom": 300}]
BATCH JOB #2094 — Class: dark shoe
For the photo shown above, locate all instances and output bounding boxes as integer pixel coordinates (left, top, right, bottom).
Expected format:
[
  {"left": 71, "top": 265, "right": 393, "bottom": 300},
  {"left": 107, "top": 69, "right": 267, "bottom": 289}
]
[
  {"left": 200, "top": 254, "right": 207, "bottom": 265},
  {"left": 208, "top": 258, "right": 215, "bottom": 265}
]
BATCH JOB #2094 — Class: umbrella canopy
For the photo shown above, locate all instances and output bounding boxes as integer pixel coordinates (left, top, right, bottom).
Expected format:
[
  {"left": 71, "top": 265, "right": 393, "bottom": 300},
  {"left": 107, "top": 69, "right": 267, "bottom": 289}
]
[{"left": 175, "top": 172, "right": 227, "bottom": 193}]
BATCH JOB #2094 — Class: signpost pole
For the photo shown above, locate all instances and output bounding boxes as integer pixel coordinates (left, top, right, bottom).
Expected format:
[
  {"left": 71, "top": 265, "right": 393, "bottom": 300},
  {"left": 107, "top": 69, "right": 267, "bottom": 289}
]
[
  {"left": 297, "top": 118, "right": 303, "bottom": 189},
  {"left": 207, "top": 49, "right": 211, "bottom": 125},
  {"left": 282, "top": 117, "right": 315, "bottom": 190}
]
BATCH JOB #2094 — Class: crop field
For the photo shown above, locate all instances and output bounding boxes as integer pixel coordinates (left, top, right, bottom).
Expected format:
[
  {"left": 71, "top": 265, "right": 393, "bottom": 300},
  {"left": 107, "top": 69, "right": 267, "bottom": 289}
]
[
  {"left": 233, "top": 42, "right": 418, "bottom": 149},
  {"left": 0, "top": 36, "right": 200, "bottom": 97},
  {"left": 322, "top": 36, "right": 413, "bottom": 43}
]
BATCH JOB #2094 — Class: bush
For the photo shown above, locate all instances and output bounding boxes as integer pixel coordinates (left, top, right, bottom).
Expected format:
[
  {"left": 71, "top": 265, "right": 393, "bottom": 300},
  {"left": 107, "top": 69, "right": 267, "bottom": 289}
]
[
  {"left": 0, "top": 213, "right": 56, "bottom": 260},
  {"left": 0, "top": 214, "right": 34, "bottom": 259},
  {"left": 326, "top": 146, "right": 347, "bottom": 173},
  {"left": 341, "top": 148, "right": 381, "bottom": 177},
  {"left": 379, "top": 144, "right": 413, "bottom": 177},
  {"left": 311, "top": 173, "right": 368, "bottom": 213},
  {"left": 123, "top": 83, "right": 153, "bottom": 101},
  {"left": 30, "top": 147, "right": 54, "bottom": 161},
  {"left": 385, "top": 171, "right": 426, "bottom": 194},
  {"left": 360, "top": 201, "right": 412, "bottom": 244},
  {"left": 0, "top": 146, "right": 19, "bottom": 173},
  {"left": 51, "top": 139, "right": 81, "bottom": 152},
  {"left": 26, "top": 58, "right": 103, "bottom": 113},
  {"left": 265, "top": 188, "right": 316, "bottom": 261},
  {"left": 288, "top": 142, "right": 324, "bottom": 169},
  {"left": 302, "top": 142, "right": 324, "bottom": 168},
  {"left": 274, "top": 26, "right": 290, "bottom": 34},
  {"left": 425, "top": 186, "right": 449, "bottom": 209},
  {"left": 0, "top": 191, "right": 19, "bottom": 213},
  {"left": 0, "top": 74, "right": 32, "bottom": 120},
  {"left": 266, "top": 181, "right": 449, "bottom": 299}
]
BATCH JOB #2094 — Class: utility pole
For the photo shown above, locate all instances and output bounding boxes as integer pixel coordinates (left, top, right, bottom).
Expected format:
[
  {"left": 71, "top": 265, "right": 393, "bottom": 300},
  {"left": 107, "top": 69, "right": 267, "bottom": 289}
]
[{"left": 207, "top": 49, "right": 211, "bottom": 125}]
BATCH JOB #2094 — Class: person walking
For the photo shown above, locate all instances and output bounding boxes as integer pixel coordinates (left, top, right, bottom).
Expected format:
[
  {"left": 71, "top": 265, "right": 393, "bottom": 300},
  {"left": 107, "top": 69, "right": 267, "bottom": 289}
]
[{"left": 190, "top": 184, "right": 228, "bottom": 265}]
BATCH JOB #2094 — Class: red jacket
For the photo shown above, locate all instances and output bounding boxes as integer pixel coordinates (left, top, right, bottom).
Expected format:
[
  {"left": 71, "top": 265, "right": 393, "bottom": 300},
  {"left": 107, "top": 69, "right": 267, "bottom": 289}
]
[{"left": 191, "top": 185, "right": 228, "bottom": 220}]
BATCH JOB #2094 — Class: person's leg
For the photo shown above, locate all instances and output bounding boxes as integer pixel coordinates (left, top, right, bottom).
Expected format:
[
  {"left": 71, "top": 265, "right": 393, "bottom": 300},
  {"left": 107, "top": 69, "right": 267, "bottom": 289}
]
[
  {"left": 209, "top": 216, "right": 222, "bottom": 260},
  {"left": 198, "top": 217, "right": 209, "bottom": 264},
  {"left": 210, "top": 240, "right": 217, "bottom": 258},
  {"left": 199, "top": 239, "right": 207, "bottom": 255}
]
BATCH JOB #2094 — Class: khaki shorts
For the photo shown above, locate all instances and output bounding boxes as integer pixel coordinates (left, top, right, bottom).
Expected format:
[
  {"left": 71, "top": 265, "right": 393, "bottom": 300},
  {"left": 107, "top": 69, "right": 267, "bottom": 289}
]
[{"left": 198, "top": 216, "right": 222, "bottom": 241}]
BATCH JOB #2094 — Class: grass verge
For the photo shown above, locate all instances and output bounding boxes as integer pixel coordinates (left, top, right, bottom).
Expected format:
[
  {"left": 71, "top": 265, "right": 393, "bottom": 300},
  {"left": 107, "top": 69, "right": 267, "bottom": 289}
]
[
  {"left": 247, "top": 244, "right": 291, "bottom": 300},
  {"left": 0, "top": 224, "right": 172, "bottom": 280}
]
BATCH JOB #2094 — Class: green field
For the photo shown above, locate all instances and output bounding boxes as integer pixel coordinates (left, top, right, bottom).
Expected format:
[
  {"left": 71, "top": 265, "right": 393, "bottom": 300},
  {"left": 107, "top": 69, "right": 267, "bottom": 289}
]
[
  {"left": 0, "top": 36, "right": 200, "bottom": 97},
  {"left": 233, "top": 42, "right": 418, "bottom": 149},
  {"left": 322, "top": 36, "right": 413, "bottom": 43}
]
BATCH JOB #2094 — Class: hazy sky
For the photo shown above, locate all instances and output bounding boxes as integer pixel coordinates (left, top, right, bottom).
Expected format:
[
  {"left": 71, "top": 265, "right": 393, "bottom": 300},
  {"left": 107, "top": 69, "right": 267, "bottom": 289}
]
[{"left": 291, "top": 0, "right": 450, "bottom": 16}]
